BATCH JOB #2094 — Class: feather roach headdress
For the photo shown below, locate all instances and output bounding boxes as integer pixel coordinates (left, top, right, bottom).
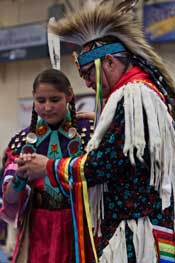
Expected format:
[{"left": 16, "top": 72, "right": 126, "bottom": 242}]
[{"left": 48, "top": 0, "right": 175, "bottom": 113}]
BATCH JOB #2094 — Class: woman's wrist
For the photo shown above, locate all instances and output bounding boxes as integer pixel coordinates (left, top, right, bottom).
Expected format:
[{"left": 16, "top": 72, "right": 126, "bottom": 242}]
[{"left": 11, "top": 175, "right": 27, "bottom": 192}]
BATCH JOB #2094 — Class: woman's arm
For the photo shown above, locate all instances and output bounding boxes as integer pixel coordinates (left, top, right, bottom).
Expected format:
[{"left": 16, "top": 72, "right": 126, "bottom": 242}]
[{"left": 0, "top": 142, "right": 30, "bottom": 224}]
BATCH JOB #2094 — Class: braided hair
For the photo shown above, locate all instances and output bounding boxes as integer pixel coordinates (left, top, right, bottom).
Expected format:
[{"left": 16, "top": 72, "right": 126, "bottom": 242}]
[
  {"left": 29, "top": 103, "right": 38, "bottom": 133},
  {"left": 30, "top": 68, "right": 77, "bottom": 132},
  {"left": 69, "top": 96, "right": 77, "bottom": 129}
]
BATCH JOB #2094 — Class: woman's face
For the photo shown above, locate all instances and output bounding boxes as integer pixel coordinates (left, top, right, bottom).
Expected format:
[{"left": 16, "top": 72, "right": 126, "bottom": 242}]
[{"left": 33, "top": 83, "right": 72, "bottom": 125}]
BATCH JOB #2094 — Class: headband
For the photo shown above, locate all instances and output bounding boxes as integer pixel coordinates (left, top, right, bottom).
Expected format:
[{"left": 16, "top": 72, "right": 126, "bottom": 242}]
[{"left": 75, "top": 42, "right": 126, "bottom": 67}]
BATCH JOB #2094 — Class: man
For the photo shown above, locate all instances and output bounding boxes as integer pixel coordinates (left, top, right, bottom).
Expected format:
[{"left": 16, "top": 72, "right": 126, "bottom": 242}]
[{"left": 16, "top": 1, "right": 175, "bottom": 262}]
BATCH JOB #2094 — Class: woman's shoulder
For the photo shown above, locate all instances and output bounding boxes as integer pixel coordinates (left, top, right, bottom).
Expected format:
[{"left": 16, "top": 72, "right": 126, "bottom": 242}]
[
  {"left": 77, "top": 112, "right": 94, "bottom": 132},
  {"left": 7, "top": 127, "right": 30, "bottom": 154}
]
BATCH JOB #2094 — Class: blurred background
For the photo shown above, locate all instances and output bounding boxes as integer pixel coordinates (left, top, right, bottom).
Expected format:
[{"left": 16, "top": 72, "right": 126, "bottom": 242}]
[{"left": 0, "top": 0, "right": 174, "bottom": 260}]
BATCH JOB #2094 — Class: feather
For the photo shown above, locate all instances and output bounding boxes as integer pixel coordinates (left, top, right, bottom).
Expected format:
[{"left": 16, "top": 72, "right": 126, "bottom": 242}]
[{"left": 118, "top": 0, "right": 138, "bottom": 14}]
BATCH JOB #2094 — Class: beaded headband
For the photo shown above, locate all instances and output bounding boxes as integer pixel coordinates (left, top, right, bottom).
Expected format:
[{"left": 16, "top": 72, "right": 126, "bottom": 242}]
[{"left": 76, "top": 42, "right": 126, "bottom": 67}]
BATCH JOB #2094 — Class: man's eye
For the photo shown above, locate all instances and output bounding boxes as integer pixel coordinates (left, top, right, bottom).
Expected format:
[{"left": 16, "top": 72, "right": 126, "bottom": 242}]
[{"left": 81, "top": 64, "right": 94, "bottom": 80}]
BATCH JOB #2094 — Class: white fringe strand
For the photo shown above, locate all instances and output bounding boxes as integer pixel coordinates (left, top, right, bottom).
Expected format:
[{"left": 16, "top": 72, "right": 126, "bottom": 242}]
[
  {"left": 99, "top": 217, "right": 157, "bottom": 263},
  {"left": 99, "top": 220, "right": 127, "bottom": 263}
]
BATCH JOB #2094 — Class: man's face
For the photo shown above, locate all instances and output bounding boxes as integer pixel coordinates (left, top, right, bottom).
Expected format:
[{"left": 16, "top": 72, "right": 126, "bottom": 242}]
[{"left": 79, "top": 55, "right": 127, "bottom": 99}]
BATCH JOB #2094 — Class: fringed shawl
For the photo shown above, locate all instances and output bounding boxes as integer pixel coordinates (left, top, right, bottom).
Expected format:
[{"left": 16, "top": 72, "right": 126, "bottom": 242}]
[{"left": 86, "top": 81, "right": 175, "bottom": 234}]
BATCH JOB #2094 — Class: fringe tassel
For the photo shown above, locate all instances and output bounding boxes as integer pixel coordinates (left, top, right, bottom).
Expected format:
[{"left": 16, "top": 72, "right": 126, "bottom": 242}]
[
  {"left": 99, "top": 217, "right": 157, "bottom": 263},
  {"left": 88, "top": 184, "right": 107, "bottom": 237},
  {"left": 99, "top": 221, "right": 127, "bottom": 263},
  {"left": 86, "top": 88, "right": 124, "bottom": 152},
  {"left": 128, "top": 217, "right": 157, "bottom": 263}
]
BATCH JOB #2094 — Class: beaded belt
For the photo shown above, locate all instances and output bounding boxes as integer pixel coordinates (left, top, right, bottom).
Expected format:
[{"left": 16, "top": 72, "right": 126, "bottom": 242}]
[{"left": 33, "top": 190, "right": 70, "bottom": 210}]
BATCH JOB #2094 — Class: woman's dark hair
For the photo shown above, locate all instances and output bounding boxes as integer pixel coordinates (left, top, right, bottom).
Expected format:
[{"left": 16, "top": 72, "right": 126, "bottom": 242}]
[
  {"left": 33, "top": 68, "right": 72, "bottom": 94},
  {"left": 30, "top": 69, "right": 77, "bottom": 132}
]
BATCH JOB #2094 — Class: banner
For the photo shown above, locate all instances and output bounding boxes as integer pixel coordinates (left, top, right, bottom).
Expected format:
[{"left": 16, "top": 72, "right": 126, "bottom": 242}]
[
  {"left": 144, "top": 1, "right": 175, "bottom": 43},
  {"left": 0, "top": 23, "right": 46, "bottom": 51},
  {"left": 0, "top": 22, "right": 79, "bottom": 62}
]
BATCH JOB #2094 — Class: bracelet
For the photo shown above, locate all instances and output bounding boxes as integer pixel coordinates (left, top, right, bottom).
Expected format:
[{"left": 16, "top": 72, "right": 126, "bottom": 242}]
[{"left": 11, "top": 175, "right": 27, "bottom": 192}]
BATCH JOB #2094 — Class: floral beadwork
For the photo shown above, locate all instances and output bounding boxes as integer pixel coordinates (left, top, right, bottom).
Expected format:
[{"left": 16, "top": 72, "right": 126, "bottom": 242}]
[
  {"left": 68, "top": 139, "right": 82, "bottom": 157},
  {"left": 62, "top": 121, "right": 72, "bottom": 132},
  {"left": 36, "top": 125, "right": 48, "bottom": 136},
  {"left": 51, "top": 143, "right": 58, "bottom": 153},
  {"left": 21, "top": 144, "right": 36, "bottom": 154}
]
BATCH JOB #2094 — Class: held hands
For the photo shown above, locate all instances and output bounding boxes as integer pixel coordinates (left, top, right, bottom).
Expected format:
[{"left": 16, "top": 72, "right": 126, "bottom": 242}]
[{"left": 15, "top": 153, "right": 49, "bottom": 181}]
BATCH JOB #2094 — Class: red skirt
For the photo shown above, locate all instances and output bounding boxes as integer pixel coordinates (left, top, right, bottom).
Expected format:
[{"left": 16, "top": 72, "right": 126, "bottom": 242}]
[{"left": 29, "top": 208, "right": 74, "bottom": 263}]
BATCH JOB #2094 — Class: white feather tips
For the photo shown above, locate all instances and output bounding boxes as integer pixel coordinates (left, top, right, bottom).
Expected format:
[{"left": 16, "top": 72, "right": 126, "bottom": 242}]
[{"left": 47, "top": 17, "right": 60, "bottom": 70}]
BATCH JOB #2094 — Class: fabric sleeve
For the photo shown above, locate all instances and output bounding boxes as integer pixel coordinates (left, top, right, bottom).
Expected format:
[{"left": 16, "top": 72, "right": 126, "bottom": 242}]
[
  {"left": 84, "top": 99, "right": 150, "bottom": 187},
  {"left": 0, "top": 145, "right": 30, "bottom": 227}
]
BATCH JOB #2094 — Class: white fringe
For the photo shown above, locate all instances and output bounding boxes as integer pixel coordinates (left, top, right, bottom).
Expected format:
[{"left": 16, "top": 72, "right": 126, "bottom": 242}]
[
  {"left": 99, "top": 217, "right": 157, "bottom": 263},
  {"left": 99, "top": 220, "right": 127, "bottom": 263},
  {"left": 87, "top": 87, "right": 124, "bottom": 152},
  {"left": 127, "top": 218, "right": 157, "bottom": 263},
  {"left": 86, "top": 81, "right": 175, "bottom": 236},
  {"left": 88, "top": 183, "right": 108, "bottom": 237}
]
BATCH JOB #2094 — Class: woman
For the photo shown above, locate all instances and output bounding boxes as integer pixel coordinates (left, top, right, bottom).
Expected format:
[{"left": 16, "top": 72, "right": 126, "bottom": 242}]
[{"left": 0, "top": 69, "right": 94, "bottom": 263}]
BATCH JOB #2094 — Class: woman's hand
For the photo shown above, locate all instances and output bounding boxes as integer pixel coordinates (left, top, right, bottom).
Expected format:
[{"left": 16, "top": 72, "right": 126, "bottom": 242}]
[{"left": 15, "top": 153, "right": 49, "bottom": 181}]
